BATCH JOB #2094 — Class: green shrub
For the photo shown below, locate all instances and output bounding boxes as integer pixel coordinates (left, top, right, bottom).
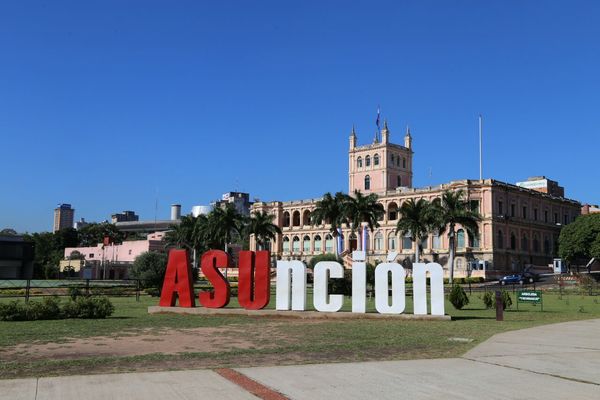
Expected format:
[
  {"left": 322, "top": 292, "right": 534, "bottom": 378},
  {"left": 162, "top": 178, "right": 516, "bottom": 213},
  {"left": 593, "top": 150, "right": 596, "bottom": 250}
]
[
  {"left": 483, "top": 290, "right": 513, "bottom": 310},
  {"left": 25, "top": 297, "right": 62, "bottom": 320},
  {"left": 0, "top": 301, "right": 26, "bottom": 321},
  {"left": 145, "top": 288, "right": 161, "bottom": 297},
  {"left": 69, "top": 287, "right": 83, "bottom": 300},
  {"left": 63, "top": 297, "right": 115, "bottom": 319},
  {"left": 449, "top": 284, "right": 469, "bottom": 309}
]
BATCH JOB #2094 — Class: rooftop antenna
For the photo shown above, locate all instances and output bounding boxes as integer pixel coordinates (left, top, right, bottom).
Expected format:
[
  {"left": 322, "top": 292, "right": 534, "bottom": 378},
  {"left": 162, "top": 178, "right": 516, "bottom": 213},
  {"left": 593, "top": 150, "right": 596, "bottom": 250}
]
[{"left": 479, "top": 114, "right": 483, "bottom": 181}]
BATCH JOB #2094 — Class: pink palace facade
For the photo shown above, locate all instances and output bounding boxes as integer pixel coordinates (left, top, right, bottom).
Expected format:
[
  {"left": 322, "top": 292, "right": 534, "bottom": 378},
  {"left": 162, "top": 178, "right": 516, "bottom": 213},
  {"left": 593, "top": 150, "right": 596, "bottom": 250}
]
[{"left": 249, "top": 122, "right": 581, "bottom": 278}]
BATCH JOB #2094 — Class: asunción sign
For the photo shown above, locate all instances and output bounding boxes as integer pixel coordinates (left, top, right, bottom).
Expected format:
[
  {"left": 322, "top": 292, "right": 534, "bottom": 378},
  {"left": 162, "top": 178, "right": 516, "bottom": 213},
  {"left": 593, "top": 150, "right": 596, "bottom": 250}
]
[{"left": 159, "top": 249, "right": 445, "bottom": 317}]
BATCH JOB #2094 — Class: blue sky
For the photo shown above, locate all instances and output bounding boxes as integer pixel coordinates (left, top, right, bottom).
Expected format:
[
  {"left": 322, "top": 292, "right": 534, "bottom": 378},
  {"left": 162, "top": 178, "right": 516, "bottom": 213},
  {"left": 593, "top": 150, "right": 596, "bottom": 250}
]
[{"left": 1, "top": 1, "right": 599, "bottom": 233}]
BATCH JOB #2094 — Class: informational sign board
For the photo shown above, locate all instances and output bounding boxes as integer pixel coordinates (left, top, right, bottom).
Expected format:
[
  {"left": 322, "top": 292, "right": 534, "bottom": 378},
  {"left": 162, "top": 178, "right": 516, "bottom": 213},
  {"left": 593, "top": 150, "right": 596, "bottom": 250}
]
[{"left": 517, "top": 290, "right": 543, "bottom": 311}]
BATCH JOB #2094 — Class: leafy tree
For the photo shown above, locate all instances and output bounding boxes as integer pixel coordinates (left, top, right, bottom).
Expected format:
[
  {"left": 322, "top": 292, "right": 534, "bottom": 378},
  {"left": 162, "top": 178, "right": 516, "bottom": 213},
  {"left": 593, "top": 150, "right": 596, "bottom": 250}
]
[
  {"left": 311, "top": 192, "right": 347, "bottom": 255},
  {"left": 246, "top": 211, "right": 281, "bottom": 250},
  {"left": 130, "top": 252, "right": 169, "bottom": 291},
  {"left": 78, "top": 222, "right": 123, "bottom": 247},
  {"left": 0, "top": 228, "right": 18, "bottom": 236},
  {"left": 208, "top": 204, "right": 245, "bottom": 254},
  {"left": 559, "top": 214, "right": 600, "bottom": 263},
  {"left": 430, "top": 190, "right": 481, "bottom": 283},
  {"left": 23, "top": 232, "right": 62, "bottom": 278},
  {"left": 342, "top": 191, "right": 385, "bottom": 251},
  {"left": 396, "top": 198, "right": 436, "bottom": 263}
]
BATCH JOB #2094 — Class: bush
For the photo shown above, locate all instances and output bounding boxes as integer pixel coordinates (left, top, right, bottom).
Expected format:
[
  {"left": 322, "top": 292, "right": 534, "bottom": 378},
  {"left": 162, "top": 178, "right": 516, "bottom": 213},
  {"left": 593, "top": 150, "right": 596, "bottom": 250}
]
[
  {"left": 63, "top": 297, "right": 115, "bottom": 319},
  {"left": 308, "top": 253, "right": 343, "bottom": 270},
  {"left": 69, "top": 287, "right": 83, "bottom": 300},
  {"left": 483, "top": 290, "right": 513, "bottom": 310},
  {"left": 0, "top": 301, "right": 26, "bottom": 321},
  {"left": 26, "top": 297, "right": 62, "bottom": 320},
  {"left": 130, "top": 251, "right": 169, "bottom": 291},
  {"left": 449, "top": 284, "right": 469, "bottom": 309}
]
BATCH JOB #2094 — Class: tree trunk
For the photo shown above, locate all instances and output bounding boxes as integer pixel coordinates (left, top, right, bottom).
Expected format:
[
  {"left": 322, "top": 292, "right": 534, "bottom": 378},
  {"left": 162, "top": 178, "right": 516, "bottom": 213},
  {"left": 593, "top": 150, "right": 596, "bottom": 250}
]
[
  {"left": 448, "top": 233, "right": 455, "bottom": 284},
  {"left": 415, "top": 239, "right": 420, "bottom": 263},
  {"left": 333, "top": 231, "right": 338, "bottom": 256}
]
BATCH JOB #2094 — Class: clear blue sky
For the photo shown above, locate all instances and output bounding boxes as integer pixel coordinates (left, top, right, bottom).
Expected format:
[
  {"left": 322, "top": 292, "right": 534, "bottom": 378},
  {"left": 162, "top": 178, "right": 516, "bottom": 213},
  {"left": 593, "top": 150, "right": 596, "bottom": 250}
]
[{"left": 2, "top": 1, "right": 599, "bottom": 233}]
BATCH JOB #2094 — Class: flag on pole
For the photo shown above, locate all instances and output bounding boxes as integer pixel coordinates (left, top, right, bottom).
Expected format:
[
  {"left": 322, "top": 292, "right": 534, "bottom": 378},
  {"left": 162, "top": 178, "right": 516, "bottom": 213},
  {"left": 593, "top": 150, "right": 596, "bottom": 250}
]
[{"left": 376, "top": 106, "right": 381, "bottom": 130}]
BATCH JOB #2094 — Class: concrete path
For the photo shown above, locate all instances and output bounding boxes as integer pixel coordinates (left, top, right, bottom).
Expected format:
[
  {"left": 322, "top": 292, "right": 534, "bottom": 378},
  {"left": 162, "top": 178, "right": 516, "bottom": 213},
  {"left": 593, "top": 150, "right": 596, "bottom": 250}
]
[{"left": 1, "top": 319, "right": 599, "bottom": 399}]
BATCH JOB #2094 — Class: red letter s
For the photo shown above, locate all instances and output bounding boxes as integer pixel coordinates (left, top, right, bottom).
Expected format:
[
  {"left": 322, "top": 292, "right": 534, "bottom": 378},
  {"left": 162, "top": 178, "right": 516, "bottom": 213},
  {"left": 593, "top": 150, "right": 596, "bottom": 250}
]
[{"left": 199, "top": 250, "right": 231, "bottom": 308}]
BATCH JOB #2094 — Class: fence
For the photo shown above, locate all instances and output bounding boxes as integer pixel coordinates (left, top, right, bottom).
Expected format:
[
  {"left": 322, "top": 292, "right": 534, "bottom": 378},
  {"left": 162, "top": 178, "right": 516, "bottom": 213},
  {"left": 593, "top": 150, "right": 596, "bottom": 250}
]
[{"left": 0, "top": 279, "right": 142, "bottom": 302}]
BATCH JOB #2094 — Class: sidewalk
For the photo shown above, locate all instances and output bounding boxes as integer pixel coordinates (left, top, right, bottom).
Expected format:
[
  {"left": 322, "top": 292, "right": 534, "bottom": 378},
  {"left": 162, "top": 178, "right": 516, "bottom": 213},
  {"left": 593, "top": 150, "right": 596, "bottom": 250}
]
[{"left": 2, "top": 319, "right": 599, "bottom": 399}]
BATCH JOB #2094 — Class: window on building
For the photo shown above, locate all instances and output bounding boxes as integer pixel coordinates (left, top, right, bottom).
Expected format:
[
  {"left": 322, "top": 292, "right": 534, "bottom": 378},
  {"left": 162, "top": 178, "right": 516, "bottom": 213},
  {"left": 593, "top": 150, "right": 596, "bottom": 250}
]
[
  {"left": 292, "top": 211, "right": 300, "bottom": 226},
  {"left": 554, "top": 213, "right": 558, "bottom": 224},
  {"left": 303, "top": 210, "right": 311, "bottom": 226},
  {"left": 292, "top": 236, "right": 300, "bottom": 252},
  {"left": 397, "top": 176, "right": 402, "bottom": 187},
  {"left": 396, "top": 157, "right": 400, "bottom": 167},
  {"left": 314, "top": 235, "right": 322, "bottom": 252},
  {"left": 522, "top": 206, "right": 527, "bottom": 219},
  {"left": 533, "top": 235, "right": 540, "bottom": 253},
  {"left": 456, "top": 258, "right": 463, "bottom": 270},
  {"left": 521, "top": 234, "right": 528, "bottom": 252},
  {"left": 469, "top": 233, "right": 480, "bottom": 248},
  {"left": 534, "top": 208, "right": 538, "bottom": 221},
  {"left": 420, "top": 236, "right": 428, "bottom": 250},
  {"left": 456, "top": 229, "right": 465, "bottom": 248},
  {"left": 364, "top": 175, "right": 371, "bottom": 190},
  {"left": 564, "top": 214, "right": 568, "bottom": 225},
  {"left": 510, "top": 233, "right": 516, "bottom": 250},
  {"left": 403, "top": 233, "right": 412, "bottom": 250},
  {"left": 511, "top": 203, "right": 515, "bottom": 217},
  {"left": 283, "top": 237, "right": 290, "bottom": 252},
  {"left": 325, "top": 234, "right": 334, "bottom": 253},
  {"left": 283, "top": 211, "right": 290, "bottom": 227},
  {"left": 544, "top": 210, "right": 548, "bottom": 223},
  {"left": 303, "top": 236, "right": 310, "bottom": 252},
  {"left": 391, "top": 154, "right": 395, "bottom": 164},
  {"left": 388, "top": 202, "right": 398, "bottom": 220},
  {"left": 374, "top": 232, "right": 383, "bottom": 250},
  {"left": 374, "top": 154, "right": 379, "bottom": 165},
  {"left": 544, "top": 237, "right": 550, "bottom": 255},
  {"left": 470, "top": 200, "right": 480, "bottom": 213},
  {"left": 432, "top": 232, "right": 441, "bottom": 249},
  {"left": 402, "top": 157, "right": 406, "bottom": 168},
  {"left": 388, "top": 233, "right": 397, "bottom": 251},
  {"left": 365, "top": 155, "right": 371, "bottom": 167},
  {"left": 357, "top": 157, "right": 362, "bottom": 168},
  {"left": 497, "top": 230, "right": 504, "bottom": 249},
  {"left": 89, "top": 254, "right": 94, "bottom": 259},
  {"left": 498, "top": 200, "right": 503, "bottom": 215}
]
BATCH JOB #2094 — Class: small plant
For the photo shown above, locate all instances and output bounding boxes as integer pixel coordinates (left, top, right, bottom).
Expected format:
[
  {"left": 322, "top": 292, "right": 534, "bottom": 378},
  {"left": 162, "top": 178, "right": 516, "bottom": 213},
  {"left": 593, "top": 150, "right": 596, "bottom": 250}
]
[
  {"left": 69, "top": 287, "right": 82, "bottom": 301},
  {"left": 578, "top": 306, "right": 585, "bottom": 313},
  {"left": 449, "top": 284, "right": 469, "bottom": 310},
  {"left": 482, "top": 291, "right": 512, "bottom": 310}
]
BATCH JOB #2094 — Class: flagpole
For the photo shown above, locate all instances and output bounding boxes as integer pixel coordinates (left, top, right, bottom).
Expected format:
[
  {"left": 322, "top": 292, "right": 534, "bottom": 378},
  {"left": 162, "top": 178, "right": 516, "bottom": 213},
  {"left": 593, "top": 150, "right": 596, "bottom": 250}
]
[{"left": 479, "top": 114, "right": 483, "bottom": 181}]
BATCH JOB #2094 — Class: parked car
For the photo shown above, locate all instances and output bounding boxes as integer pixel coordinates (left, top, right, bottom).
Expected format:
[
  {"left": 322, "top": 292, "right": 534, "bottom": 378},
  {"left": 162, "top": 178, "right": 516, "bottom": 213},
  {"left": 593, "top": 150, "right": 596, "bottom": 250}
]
[{"left": 499, "top": 273, "right": 534, "bottom": 285}]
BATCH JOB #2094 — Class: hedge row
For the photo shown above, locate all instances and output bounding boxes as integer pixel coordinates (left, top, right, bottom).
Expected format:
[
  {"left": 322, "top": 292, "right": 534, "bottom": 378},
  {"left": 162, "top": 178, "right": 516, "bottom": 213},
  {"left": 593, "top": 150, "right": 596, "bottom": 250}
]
[{"left": 0, "top": 297, "right": 114, "bottom": 321}]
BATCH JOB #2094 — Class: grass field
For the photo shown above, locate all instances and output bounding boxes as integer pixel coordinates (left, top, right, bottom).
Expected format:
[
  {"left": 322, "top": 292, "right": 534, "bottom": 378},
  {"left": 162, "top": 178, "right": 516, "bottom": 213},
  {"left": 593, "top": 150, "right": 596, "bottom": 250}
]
[{"left": 1, "top": 290, "right": 599, "bottom": 379}]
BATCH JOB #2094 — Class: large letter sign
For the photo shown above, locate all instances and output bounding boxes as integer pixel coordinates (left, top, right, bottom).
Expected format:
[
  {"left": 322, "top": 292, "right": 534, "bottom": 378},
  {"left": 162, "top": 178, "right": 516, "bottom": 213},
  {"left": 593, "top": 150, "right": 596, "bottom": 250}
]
[
  {"left": 200, "top": 250, "right": 231, "bottom": 308},
  {"left": 238, "top": 250, "right": 270, "bottom": 310},
  {"left": 159, "top": 249, "right": 195, "bottom": 307},
  {"left": 158, "top": 250, "right": 447, "bottom": 318}
]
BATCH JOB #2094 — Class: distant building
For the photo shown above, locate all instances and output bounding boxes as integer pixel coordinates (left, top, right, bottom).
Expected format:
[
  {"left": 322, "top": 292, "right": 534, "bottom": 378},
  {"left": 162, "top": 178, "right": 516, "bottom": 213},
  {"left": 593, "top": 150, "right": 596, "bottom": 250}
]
[
  {"left": 53, "top": 204, "right": 75, "bottom": 232},
  {"left": 74, "top": 218, "right": 89, "bottom": 230},
  {"left": 111, "top": 210, "right": 139, "bottom": 223},
  {"left": 582, "top": 204, "right": 600, "bottom": 215},
  {"left": 516, "top": 176, "right": 565, "bottom": 198},
  {"left": 0, "top": 235, "right": 34, "bottom": 279},
  {"left": 213, "top": 192, "right": 253, "bottom": 216},
  {"left": 114, "top": 204, "right": 181, "bottom": 233},
  {"left": 62, "top": 232, "right": 167, "bottom": 279},
  {"left": 191, "top": 205, "right": 212, "bottom": 217}
]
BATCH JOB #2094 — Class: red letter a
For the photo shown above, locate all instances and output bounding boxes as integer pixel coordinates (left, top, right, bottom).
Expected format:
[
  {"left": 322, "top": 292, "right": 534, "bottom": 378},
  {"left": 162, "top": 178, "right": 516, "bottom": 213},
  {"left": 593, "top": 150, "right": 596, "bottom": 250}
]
[
  {"left": 199, "top": 250, "right": 231, "bottom": 308},
  {"left": 238, "top": 251, "right": 271, "bottom": 310},
  {"left": 159, "top": 249, "right": 195, "bottom": 308}
]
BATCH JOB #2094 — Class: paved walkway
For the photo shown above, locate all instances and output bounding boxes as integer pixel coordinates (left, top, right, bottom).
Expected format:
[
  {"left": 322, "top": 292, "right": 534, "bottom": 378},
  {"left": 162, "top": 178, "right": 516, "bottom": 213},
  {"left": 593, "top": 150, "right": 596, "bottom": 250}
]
[{"left": 2, "top": 319, "right": 599, "bottom": 400}]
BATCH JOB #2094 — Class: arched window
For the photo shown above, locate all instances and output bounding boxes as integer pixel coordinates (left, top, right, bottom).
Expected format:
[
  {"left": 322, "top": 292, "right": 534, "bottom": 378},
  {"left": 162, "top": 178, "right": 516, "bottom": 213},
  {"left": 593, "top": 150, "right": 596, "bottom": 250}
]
[
  {"left": 374, "top": 154, "right": 379, "bottom": 165},
  {"left": 303, "top": 235, "right": 311, "bottom": 252},
  {"left": 397, "top": 176, "right": 402, "bottom": 187},
  {"left": 283, "top": 211, "right": 290, "bottom": 227},
  {"left": 456, "top": 229, "right": 465, "bottom": 248},
  {"left": 314, "top": 235, "right": 322, "bottom": 252},
  {"left": 364, "top": 175, "right": 371, "bottom": 190},
  {"left": 510, "top": 232, "right": 516, "bottom": 250},
  {"left": 544, "top": 236, "right": 550, "bottom": 255},
  {"left": 365, "top": 155, "right": 371, "bottom": 167},
  {"left": 391, "top": 154, "right": 395, "bottom": 164},
  {"left": 302, "top": 210, "right": 311, "bottom": 226},
  {"left": 388, "top": 232, "right": 396, "bottom": 250},
  {"left": 433, "top": 232, "right": 441, "bottom": 249},
  {"left": 292, "top": 210, "right": 300, "bottom": 227},
  {"left": 497, "top": 230, "right": 504, "bottom": 249},
  {"left": 402, "top": 157, "right": 406, "bottom": 168},
  {"left": 282, "top": 236, "right": 290, "bottom": 252},
  {"left": 420, "top": 236, "right": 428, "bottom": 250},
  {"left": 325, "top": 234, "right": 334, "bottom": 253},
  {"left": 388, "top": 202, "right": 398, "bottom": 220},
  {"left": 357, "top": 157, "right": 362, "bottom": 168},
  {"left": 521, "top": 234, "right": 529, "bottom": 252},
  {"left": 403, "top": 233, "right": 412, "bottom": 250},
  {"left": 469, "top": 233, "right": 480, "bottom": 248},
  {"left": 396, "top": 157, "right": 400, "bottom": 167},
  {"left": 533, "top": 234, "right": 540, "bottom": 253},
  {"left": 292, "top": 236, "right": 300, "bottom": 252},
  {"left": 374, "top": 231, "right": 383, "bottom": 250}
]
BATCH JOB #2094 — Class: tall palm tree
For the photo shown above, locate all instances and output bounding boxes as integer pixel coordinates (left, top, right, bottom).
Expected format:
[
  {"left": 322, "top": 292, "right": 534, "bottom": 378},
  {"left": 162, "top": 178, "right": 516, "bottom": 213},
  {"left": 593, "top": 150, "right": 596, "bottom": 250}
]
[
  {"left": 208, "top": 204, "right": 245, "bottom": 254},
  {"left": 246, "top": 211, "right": 282, "bottom": 250},
  {"left": 430, "top": 190, "right": 481, "bottom": 283},
  {"left": 165, "top": 214, "right": 210, "bottom": 268},
  {"left": 342, "top": 190, "right": 385, "bottom": 252},
  {"left": 311, "top": 192, "right": 347, "bottom": 255},
  {"left": 396, "top": 198, "right": 435, "bottom": 263}
]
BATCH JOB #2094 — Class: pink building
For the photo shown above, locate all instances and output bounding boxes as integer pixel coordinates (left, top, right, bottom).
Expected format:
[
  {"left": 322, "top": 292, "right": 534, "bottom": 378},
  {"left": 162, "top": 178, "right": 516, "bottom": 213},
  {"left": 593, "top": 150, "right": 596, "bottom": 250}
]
[
  {"left": 63, "top": 232, "right": 166, "bottom": 279},
  {"left": 250, "top": 122, "right": 581, "bottom": 279}
]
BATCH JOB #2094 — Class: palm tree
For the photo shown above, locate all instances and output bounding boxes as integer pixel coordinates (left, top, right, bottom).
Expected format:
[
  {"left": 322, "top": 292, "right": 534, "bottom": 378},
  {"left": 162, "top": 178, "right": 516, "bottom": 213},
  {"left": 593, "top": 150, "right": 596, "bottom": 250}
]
[
  {"left": 311, "top": 192, "right": 347, "bottom": 255},
  {"left": 430, "top": 190, "right": 481, "bottom": 283},
  {"left": 342, "top": 190, "right": 385, "bottom": 252},
  {"left": 165, "top": 214, "right": 210, "bottom": 268},
  {"left": 246, "top": 211, "right": 282, "bottom": 250},
  {"left": 396, "top": 198, "right": 435, "bottom": 263},
  {"left": 208, "top": 204, "right": 245, "bottom": 254}
]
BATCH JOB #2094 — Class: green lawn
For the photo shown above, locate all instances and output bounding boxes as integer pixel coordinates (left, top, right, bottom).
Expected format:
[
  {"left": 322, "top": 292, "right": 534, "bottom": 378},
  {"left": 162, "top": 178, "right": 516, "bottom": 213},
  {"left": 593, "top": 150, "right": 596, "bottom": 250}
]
[{"left": 1, "top": 290, "right": 599, "bottom": 379}]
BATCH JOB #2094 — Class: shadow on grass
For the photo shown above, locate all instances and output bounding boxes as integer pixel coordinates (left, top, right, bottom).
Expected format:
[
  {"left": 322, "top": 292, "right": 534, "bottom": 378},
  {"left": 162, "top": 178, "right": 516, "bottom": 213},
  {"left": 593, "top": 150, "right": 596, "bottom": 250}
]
[{"left": 451, "top": 315, "right": 496, "bottom": 321}]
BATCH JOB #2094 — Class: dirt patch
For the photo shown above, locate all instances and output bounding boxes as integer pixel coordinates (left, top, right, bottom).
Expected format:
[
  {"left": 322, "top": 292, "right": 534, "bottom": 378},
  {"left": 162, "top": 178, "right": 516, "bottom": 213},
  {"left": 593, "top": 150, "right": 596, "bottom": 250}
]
[{"left": 0, "top": 321, "right": 319, "bottom": 362}]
